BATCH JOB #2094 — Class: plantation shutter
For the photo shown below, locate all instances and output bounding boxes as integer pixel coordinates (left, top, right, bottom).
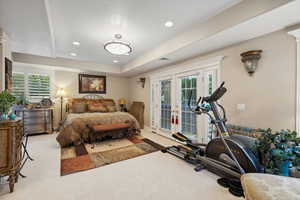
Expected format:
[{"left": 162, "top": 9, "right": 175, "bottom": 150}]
[
  {"left": 28, "top": 74, "right": 50, "bottom": 101},
  {"left": 12, "top": 72, "right": 26, "bottom": 98}
]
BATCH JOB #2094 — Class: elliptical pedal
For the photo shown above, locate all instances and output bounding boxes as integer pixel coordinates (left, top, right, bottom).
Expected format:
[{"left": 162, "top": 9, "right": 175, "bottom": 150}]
[{"left": 194, "top": 163, "right": 206, "bottom": 172}]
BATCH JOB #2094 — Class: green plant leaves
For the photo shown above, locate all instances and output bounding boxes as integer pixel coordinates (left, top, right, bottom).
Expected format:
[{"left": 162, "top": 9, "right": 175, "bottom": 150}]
[
  {"left": 252, "top": 129, "right": 300, "bottom": 174},
  {"left": 0, "top": 90, "right": 16, "bottom": 114}
]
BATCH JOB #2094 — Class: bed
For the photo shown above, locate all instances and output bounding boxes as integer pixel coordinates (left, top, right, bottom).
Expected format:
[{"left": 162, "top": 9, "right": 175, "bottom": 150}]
[{"left": 56, "top": 95, "right": 141, "bottom": 147}]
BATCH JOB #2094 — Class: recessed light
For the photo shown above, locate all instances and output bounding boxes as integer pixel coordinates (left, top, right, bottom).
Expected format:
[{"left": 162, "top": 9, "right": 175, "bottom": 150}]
[
  {"left": 113, "top": 60, "right": 119, "bottom": 63},
  {"left": 165, "top": 21, "right": 174, "bottom": 28},
  {"left": 70, "top": 53, "right": 77, "bottom": 57},
  {"left": 72, "top": 41, "right": 80, "bottom": 46}
]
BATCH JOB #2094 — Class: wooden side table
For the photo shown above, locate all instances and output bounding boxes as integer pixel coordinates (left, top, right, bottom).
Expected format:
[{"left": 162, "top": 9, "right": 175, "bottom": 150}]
[{"left": 0, "top": 120, "right": 22, "bottom": 192}]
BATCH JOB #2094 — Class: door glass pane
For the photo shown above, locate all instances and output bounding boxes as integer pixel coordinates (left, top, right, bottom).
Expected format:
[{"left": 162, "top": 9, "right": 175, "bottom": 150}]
[
  {"left": 151, "top": 83, "right": 156, "bottom": 127},
  {"left": 207, "top": 73, "right": 214, "bottom": 141},
  {"left": 160, "top": 80, "right": 171, "bottom": 130},
  {"left": 181, "top": 76, "right": 197, "bottom": 139}
]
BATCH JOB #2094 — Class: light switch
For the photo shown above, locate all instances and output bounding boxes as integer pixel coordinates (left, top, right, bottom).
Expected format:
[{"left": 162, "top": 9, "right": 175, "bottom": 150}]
[{"left": 237, "top": 104, "right": 246, "bottom": 111}]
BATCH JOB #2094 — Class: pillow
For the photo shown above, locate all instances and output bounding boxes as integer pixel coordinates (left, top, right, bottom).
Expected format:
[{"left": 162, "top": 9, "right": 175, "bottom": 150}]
[
  {"left": 88, "top": 103, "right": 108, "bottom": 113},
  {"left": 101, "top": 99, "right": 117, "bottom": 112},
  {"left": 72, "top": 103, "right": 87, "bottom": 113},
  {"left": 106, "top": 105, "right": 117, "bottom": 112}
]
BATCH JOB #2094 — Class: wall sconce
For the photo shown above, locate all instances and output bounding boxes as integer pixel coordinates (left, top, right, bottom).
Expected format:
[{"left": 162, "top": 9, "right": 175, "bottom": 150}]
[
  {"left": 240, "top": 50, "right": 262, "bottom": 76},
  {"left": 137, "top": 77, "right": 146, "bottom": 88}
]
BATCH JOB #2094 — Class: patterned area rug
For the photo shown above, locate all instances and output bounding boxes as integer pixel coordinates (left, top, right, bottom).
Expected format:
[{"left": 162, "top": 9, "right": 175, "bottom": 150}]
[{"left": 60, "top": 136, "right": 164, "bottom": 176}]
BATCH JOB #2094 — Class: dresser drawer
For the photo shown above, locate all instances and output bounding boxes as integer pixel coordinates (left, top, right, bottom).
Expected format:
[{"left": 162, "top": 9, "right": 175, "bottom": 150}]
[
  {"left": 24, "top": 124, "right": 52, "bottom": 134},
  {"left": 18, "top": 109, "right": 53, "bottom": 135},
  {"left": 23, "top": 118, "right": 52, "bottom": 124},
  {"left": 22, "top": 111, "right": 51, "bottom": 118}
]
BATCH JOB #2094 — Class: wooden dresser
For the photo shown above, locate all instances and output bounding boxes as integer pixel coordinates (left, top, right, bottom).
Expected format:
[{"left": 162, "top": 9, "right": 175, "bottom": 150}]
[
  {"left": 0, "top": 120, "right": 22, "bottom": 192},
  {"left": 16, "top": 108, "right": 53, "bottom": 135}
]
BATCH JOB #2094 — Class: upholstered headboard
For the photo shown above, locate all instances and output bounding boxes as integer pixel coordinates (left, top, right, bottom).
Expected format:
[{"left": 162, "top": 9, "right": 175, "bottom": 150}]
[{"left": 66, "top": 96, "right": 116, "bottom": 113}]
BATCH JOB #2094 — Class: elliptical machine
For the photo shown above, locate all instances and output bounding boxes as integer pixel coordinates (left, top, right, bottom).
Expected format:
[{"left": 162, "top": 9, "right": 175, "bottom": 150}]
[{"left": 162, "top": 82, "right": 262, "bottom": 196}]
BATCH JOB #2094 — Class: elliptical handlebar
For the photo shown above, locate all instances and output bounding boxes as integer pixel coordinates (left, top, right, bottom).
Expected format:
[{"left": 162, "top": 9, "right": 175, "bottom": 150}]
[
  {"left": 188, "top": 81, "right": 227, "bottom": 115},
  {"left": 202, "top": 81, "right": 226, "bottom": 103}
]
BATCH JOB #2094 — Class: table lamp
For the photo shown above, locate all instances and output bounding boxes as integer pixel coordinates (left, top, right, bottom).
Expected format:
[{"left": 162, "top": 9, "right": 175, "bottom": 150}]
[{"left": 118, "top": 98, "right": 127, "bottom": 112}]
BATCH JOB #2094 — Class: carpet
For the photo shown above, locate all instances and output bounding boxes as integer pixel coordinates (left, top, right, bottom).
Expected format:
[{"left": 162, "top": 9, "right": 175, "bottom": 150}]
[{"left": 60, "top": 136, "right": 164, "bottom": 176}]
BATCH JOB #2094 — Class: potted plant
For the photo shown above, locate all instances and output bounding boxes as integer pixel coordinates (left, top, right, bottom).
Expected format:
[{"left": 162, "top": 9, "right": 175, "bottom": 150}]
[
  {"left": 0, "top": 90, "right": 16, "bottom": 120},
  {"left": 15, "top": 95, "right": 30, "bottom": 109},
  {"left": 253, "top": 129, "right": 300, "bottom": 176}
]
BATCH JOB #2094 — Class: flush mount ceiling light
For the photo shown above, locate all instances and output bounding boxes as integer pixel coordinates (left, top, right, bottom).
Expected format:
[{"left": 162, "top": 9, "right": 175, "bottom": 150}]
[
  {"left": 113, "top": 60, "right": 119, "bottom": 63},
  {"left": 72, "top": 41, "right": 80, "bottom": 46},
  {"left": 70, "top": 52, "right": 77, "bottom": 57},
  {"left": 165, "top": 21, "right": 174, "bottom": 27},
  {"left": 104, "top": 34, "right": 132, "bottom": 56}
]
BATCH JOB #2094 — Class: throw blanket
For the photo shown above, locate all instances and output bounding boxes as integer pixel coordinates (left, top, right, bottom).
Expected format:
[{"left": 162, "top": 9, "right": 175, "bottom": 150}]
[{"left": 56, "top": 112, "right": 140, "bottom": 147}]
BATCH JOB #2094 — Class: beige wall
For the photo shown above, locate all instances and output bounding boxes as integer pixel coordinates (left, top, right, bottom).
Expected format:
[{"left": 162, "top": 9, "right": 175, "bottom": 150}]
[
  {"left": 129, "top": 30, "right": 297, "bottom": 131},
  {"left": 54, "top": 71, "right": 130, "bottom": 127},
  {"left": 0, "top": 29, "right": 12, "bottom": 91},
  {"left": 128, "top": 77, "right": 151, "bottom": 126}
]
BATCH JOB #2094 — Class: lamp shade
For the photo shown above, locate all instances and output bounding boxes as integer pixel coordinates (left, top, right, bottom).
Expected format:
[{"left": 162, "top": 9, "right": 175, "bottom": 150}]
[
  {"left": 56, "top": 88, "right": 65, "bottom": 97},
  {"left": 118, "top": 98, "right": 126, "bottom": 105}
]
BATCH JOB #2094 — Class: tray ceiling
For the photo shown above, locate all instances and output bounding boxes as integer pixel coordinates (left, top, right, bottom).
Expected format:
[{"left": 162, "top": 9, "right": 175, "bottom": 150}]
[{"left": 0, "top": 0, "right": 240, "bottom": 66}]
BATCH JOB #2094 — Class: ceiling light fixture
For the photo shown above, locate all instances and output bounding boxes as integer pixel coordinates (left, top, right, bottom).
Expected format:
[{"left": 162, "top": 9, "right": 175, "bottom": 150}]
[
  {"left": 104, "top": 34, "right": 132, "bottom": 56},
  {"left": 165, "top": 21, "right": 174, "bottom": 27},
  {"left": 70, "top": 52, "right": 77, "bottom": 57},
  {"left": 72, "top": 41, "right": 80, "bottom": 46},
  {"left": 113, "top": 60, "right": 119, "bottom": 63}
]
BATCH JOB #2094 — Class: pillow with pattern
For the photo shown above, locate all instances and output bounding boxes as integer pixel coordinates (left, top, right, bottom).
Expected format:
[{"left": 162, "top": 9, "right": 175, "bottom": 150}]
[
  {"left": 106, "top": 105, "right": 117, "bottom": 112},
  {"left": 88, "top": 103, "right": 108, "bottom": 112},
  {"left": 72, "top": 103, "right": 87, "bottom": 113}
]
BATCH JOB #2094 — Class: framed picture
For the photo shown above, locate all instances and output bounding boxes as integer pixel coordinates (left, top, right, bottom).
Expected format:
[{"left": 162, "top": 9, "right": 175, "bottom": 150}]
[
  {"left": 78, "top": 74, "right": 106, "bottom": 94},
  {"left": 5, "top": 58, "right": 12, "bottom": 92}
]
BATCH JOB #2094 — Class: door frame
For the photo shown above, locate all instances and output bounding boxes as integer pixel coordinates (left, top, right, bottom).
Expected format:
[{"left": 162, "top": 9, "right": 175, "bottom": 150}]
[
  {"left": 175, "top": 70, "right": 203, "bottom": 142},
  {"left": 149, "top": 56, "right": 224, "bottom": 141},
  {"left": 158, "top": 76, "right": 173, "bottom": 134}
]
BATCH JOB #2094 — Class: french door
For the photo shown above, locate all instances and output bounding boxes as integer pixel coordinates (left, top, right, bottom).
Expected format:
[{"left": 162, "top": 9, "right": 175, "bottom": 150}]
[
  {"left": 160, "top": 79, "right": 172, "bottom": 132},
  {"left": 151, "top": 68, "right": 218, "bottom": 143},
  {"left": 176, "top": 72, "right": 201, "bottom": 142}
]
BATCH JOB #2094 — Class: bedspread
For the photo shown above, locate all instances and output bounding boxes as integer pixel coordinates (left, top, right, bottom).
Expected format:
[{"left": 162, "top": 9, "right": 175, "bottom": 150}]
[{"left": 56, "top": 112, "right": 140, "bottom": 147}]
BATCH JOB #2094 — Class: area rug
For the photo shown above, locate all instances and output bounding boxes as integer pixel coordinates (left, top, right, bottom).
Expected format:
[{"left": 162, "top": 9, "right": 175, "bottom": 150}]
[{"left": 60, "top": 136, "right": 164, "bottom": 176}]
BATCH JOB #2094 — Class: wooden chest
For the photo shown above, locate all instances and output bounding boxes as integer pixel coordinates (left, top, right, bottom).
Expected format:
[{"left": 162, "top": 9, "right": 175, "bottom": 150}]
[{"left": 0, "top": 120, "right": 22, "bottom": 192}]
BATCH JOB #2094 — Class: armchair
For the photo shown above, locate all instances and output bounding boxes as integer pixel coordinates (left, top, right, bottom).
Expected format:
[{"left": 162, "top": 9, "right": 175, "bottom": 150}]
[{"left": 129, "top": 102, "right": 145, "bottom": 129}]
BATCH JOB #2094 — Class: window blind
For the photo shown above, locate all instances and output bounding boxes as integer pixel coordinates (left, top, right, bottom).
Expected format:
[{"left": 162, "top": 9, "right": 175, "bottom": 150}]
[
  {"left": 12, "top": 72, "right": 26, "bottom": 98},
  {"left": 12, "top": 72, "right": 51, "bottom": 102},
  {"left": 28, "top": 74, "right": 50, "bottom": 100}
]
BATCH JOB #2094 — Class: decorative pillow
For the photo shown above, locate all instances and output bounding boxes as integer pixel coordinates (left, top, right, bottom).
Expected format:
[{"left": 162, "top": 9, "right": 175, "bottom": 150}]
[
  {"left": 72, "top": 103, "right": 87, "bottom": 113},
  {"left": 88, "top": 103, "right": 108, "bottom": 113},
  {"left": 106, "top": 105, "right": 117, "bottom": 112}
]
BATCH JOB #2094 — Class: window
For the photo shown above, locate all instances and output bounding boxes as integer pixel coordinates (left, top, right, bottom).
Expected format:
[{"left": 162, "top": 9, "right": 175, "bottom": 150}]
[
  {"left": 12, "top": 72, "right": 51, "bottom": 102},
  {"left": 12, "top": 73, "right": 26, "bottom": 98}
]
